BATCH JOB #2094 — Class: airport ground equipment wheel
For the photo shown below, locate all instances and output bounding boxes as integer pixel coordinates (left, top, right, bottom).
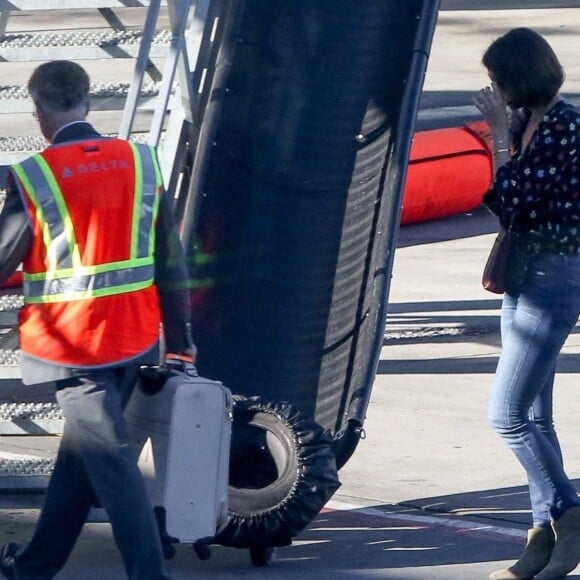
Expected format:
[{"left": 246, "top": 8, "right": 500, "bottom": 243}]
[
  {"left": 249, "top": 545, "right": 275, "bottom": 567},
  {"left": 193, "top": 542, "right": 212, "bottom": 561},
  {"left": 215, "top": 396, "right": 340, "bottom": 550}
]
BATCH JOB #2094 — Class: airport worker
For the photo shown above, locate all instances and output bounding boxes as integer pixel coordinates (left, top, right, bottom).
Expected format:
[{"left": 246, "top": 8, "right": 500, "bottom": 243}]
[{"left": 0, "top": 60, "right": 194, "bottom": 580}]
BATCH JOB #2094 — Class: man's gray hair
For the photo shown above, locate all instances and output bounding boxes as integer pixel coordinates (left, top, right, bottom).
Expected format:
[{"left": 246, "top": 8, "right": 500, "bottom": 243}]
[{"left": 28, "top": 60, "right": 90, "bottom": 113}]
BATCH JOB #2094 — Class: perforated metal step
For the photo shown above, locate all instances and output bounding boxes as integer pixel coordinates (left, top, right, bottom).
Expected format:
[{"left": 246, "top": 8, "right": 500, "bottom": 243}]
[
  {"left": 0, "top": 293, "right": 23, "bottom": 321},
  {"left": 0, "top": 452, "right": 54, "bottom": 490},
  {"left": 0, "top": 1, "right": 162, "bottom": 10},
  {"left": 0, "top": 29, "right": 171, "bottom": 62},
  {"left": 0, "top": 288, "right": 22, "bottom": 379},
  {"left": 0, "top": 402, "right": 64, "bottom": 435}
]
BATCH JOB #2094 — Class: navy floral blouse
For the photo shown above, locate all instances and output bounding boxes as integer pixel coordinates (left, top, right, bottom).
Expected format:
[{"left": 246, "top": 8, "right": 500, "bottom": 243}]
[{"left": 491, "top": 100, "right": 580, "bottom": 255}]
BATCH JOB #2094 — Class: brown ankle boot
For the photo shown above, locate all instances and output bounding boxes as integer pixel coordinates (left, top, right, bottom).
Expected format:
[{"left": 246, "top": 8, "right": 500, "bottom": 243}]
[
  {"left": 489, "top": 526, "right": 555, "bottom": 580},
  {"left": 535, "top": 506, "right": 580, "bottom": 580}
]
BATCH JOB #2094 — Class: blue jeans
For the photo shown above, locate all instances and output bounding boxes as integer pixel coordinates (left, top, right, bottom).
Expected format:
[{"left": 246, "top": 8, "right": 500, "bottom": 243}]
[
  {"left": 14, "top": 367, "right": 170, "bottom": 580},
  {"left": 488, "top": 252, "right": 580, "bottom": 527}
]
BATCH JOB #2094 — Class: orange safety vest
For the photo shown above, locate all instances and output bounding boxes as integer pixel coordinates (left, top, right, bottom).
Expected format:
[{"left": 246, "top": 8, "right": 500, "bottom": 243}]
[{"left": 11, "top": 139, "right": 163, "bottom": 367}]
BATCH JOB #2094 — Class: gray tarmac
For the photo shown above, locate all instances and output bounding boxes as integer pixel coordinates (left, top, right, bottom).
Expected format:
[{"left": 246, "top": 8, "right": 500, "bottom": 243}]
[{"left": 2, "top": 2, "right": 580, "bottom": 579}]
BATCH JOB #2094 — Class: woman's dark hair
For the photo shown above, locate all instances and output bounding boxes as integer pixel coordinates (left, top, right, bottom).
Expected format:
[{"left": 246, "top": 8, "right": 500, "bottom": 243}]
[{"left": 482, "top": 27, "right": 564, "bottom": 109}]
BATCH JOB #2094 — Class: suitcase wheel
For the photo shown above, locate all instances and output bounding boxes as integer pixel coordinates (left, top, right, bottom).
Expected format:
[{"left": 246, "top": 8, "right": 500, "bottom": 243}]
[
  {"left": 249, "top": 545, "right": 275, "bottom": 567},
  {"left": 162, "top": 542, "right": 177, "bottom": 560},
  {"left": 193, "top": 542, "right": 211, "bottom": 561}
]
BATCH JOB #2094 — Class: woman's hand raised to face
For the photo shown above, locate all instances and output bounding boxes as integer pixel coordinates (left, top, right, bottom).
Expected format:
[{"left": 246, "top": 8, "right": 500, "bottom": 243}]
[{"left": 473, "top": 81, "right": 509, "bottom": 139}]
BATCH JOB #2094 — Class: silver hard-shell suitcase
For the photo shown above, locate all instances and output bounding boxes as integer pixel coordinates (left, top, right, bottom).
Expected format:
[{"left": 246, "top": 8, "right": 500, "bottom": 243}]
[{"left": 125, "top": 364, "right": 232, "bottom": 551}]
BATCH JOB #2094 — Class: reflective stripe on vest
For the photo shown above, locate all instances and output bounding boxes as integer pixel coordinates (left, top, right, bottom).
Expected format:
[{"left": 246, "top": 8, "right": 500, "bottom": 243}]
[{"left": 13, "top": 142, "right": 160, "bottom": 304}]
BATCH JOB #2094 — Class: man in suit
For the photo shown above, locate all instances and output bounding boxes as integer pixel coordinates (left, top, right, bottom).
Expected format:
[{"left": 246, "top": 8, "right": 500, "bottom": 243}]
[{"left": 0, "top": 60, "right": 193, "bottom": 579}]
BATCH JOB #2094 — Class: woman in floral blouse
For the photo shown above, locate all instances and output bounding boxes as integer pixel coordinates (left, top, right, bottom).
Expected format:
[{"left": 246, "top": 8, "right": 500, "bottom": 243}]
[{"left": 474, "top": 27, "right": 580, "bottom": 580}]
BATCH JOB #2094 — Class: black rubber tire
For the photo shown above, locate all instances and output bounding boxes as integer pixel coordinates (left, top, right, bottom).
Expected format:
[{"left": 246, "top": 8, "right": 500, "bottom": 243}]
[
  {"left": 193, "top": 542, "right": 212, "bottom": 561},
  {"left": 214, "top": 396, "right": 340, "bottom": 549},
  {"left": 228, "top": 401, "right": 298, "bottom": 511},
  {"left": 249, "top": 545, "right": 275, "bottom": 567}
]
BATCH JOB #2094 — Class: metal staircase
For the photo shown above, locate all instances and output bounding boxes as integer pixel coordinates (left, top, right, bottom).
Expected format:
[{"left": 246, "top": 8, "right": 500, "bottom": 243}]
[
  {"left": 0, "top": 2, "right": 166, "bottom": 175},
  {"left": 0, "top": 0, "right": 242, "bottom": 458}
]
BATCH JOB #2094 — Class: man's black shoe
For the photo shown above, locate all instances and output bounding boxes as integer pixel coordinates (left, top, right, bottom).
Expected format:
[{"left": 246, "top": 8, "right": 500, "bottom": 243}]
[{"left": 0, "top": 542, "right": 20, "bottom": 579}]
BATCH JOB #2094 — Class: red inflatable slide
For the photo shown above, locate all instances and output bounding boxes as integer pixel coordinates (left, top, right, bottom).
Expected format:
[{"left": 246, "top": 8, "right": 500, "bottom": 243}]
[{"left": 401, "top": 120, "right": 493, "bottom": 225}]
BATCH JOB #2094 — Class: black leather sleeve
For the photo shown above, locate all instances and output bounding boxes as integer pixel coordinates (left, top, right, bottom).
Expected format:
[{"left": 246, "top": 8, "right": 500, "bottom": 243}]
[
  {"left": 154, "top": 192, "right": 194, "bottom": 353},
  {"left": 0, "top": 173, "right": 33, "bottom": 285}
]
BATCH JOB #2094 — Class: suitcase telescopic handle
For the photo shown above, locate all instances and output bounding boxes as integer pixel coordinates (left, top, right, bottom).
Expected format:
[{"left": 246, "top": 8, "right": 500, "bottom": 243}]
[
  {"left": 138, "top": 358, "right": 199, "bottom": 396},
  {"left": 163, "top": 357, "right": 199, "bottom": 377}
]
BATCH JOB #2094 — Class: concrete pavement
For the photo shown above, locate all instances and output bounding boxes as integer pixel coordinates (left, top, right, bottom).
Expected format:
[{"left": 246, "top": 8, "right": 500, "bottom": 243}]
[{"left": 2, "top": 2, "right": 580, "bottom": 578}]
